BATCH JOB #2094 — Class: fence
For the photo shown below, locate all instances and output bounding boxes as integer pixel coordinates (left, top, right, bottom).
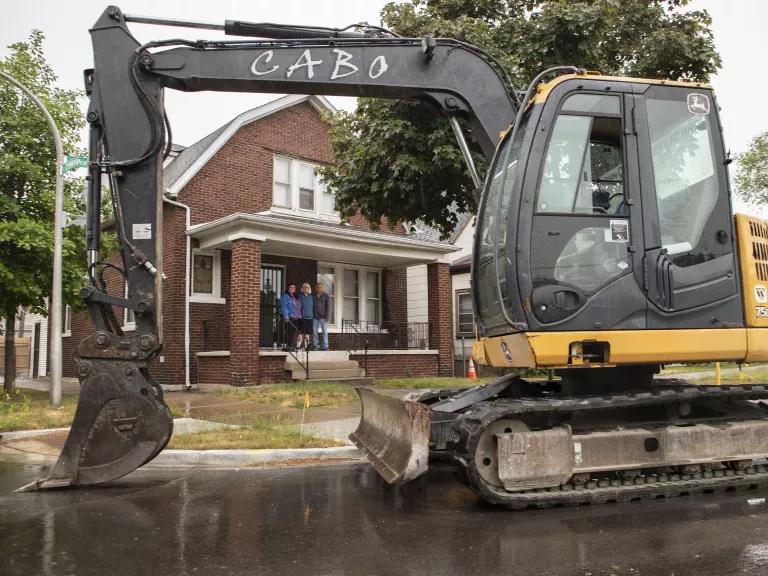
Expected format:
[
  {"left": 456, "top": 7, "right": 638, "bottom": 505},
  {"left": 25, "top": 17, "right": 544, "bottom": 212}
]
[{"left": 0, "top": 337, "right": 31, "bottom": 377}]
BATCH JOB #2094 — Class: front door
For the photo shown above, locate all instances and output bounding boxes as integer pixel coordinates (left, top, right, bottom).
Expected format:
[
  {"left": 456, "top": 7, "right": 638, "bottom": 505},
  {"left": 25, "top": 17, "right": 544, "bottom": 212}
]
[
  {"left": 527, "top": 90, "right": 646, "bottom": 330},
  {"left": 636, "top": 85, "right": 742, "bottom": 328},
  {"left": 260, "top": 265, "right": 285, "bottom": 346}
]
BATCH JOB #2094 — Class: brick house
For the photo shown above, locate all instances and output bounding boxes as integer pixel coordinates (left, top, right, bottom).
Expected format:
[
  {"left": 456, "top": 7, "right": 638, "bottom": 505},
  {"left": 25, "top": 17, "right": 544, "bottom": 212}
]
[{"left": 63, "top": 95, "right": 457, "bottom": 386}]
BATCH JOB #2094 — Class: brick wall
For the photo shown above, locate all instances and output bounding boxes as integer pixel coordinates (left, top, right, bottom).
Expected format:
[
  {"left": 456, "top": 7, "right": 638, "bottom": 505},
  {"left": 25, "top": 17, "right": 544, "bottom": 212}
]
[
  {"left": 229, "top": 239, "right": 262, "bottom": 385},
  {"left": 383, "top": 267, "right": 408, "bottom": 325},
  {"left": 350, "top": 353, "right": 438, "bottom": 379},
  {"left": 427, "top": 262, "right": 454, "bottom": 377},
  {"left": 259, "top": 355, "right": 291, "bottom": 384},
  {"left": 196, "top": 355, "right": 231, "bottom": 386}
]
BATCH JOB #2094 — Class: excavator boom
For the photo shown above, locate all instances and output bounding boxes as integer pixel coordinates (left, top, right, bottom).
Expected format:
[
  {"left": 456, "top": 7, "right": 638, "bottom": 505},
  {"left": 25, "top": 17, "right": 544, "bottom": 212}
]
[{"left": 24, "top": 5, "right": 518, "bottom": 491}]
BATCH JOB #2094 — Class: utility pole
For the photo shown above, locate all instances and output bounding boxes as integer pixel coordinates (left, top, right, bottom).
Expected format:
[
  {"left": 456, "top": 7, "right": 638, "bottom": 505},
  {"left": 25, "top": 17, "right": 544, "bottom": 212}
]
[{"left": 0, "top": 71, "right": 64, "bottom": 406}]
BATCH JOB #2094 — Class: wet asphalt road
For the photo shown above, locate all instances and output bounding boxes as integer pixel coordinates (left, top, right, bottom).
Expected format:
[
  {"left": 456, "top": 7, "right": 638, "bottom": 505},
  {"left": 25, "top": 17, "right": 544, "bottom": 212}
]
[{"left": 1, "top": 462, "right": 767, "bottom": 576}]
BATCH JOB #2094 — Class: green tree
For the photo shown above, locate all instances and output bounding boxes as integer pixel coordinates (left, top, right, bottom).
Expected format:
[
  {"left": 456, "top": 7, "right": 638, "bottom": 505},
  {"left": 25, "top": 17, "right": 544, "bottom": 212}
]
[
  {"left": 321, "top": 0, "right": 721, "bottom": 237},
  {"left": 0, "top": 31, "right": 86, "bottom": 393},
  {"left": 736, "top": 132, "right": 768, "bottom": 206}
]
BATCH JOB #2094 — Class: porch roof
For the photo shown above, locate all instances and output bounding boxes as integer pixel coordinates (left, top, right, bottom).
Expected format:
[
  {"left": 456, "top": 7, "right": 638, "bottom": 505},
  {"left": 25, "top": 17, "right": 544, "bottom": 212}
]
[{"left": 188, "top": 212, "right": 458, "bottom": 267}]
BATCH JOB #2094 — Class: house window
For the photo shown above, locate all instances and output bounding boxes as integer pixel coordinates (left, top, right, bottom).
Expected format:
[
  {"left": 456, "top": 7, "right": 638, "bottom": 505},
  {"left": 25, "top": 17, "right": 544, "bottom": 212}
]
[
  {"left": 273, "top": 156, "right": 291, "bottom": 207},
  {"left": 63, "top": 304, "right": 72, "bottom": 337},
  {"left": 124, "top": 283, "right": 135, "bottom": 330},
  {"left": 317, "top": 265, "right": 336, "bottom": 324},
  {"left": 456, "top": 290, "right": 474, "bottom": 336},
  {"left": 298, "top": 162, "right": 315, "bottom": 211},
  {"left": 272, "top": 154, "right": 336, "bottom": 218},
  {"left": 191, "top": 249, "right": 225, "bottom": 303},
  {"left": 342, "top": 269, "right": 359, "bottom": 323},
  {"left": 320, "top": 262, "right": 381, "bottom": 328},
  {"left": 366, "top": 271, "right": 380, "bottom": 324}
]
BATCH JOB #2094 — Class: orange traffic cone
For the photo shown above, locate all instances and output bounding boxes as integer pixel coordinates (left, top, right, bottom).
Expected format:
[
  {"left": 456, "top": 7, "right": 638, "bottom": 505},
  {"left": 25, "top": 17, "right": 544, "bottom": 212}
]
[{"left": 467, "top": 357, "right": 478, "bottom": 380}]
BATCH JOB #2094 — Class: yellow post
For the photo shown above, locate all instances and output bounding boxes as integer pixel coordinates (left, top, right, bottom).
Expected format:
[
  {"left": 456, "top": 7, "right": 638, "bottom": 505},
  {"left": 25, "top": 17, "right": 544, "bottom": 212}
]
[
  {"left": 739, "top": 364, "right": 745, "bottom": 381},
  {"left": 715, "top": 362, "right": 721, "bottom": 385}
]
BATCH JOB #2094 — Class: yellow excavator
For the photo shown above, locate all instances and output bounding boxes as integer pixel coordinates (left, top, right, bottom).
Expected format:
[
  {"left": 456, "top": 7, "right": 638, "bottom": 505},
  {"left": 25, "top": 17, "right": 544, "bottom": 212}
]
[{"left": 21, "top": 6, "right": 768, "bottom": 509}]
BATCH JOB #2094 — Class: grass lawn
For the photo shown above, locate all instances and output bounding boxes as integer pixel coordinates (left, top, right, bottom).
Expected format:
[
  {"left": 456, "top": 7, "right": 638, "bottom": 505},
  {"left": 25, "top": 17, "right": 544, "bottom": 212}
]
[
  {"left": 0, "top": 388, "right": 186, "bottom": 433},
  {"left": 0, "top": 389, "right": 78, "bottom": 432},
  {"left": 167, "top": 418, "right": 344, "bottom": 450},
  {"left": 209, "top": 381, "right": 359, "bottom": 408},
  {"left": 660, "top": 362, "right": 747, "bottom": 374},
  {"left": 376, "top": 376, "right": 492, "bottom": 389},
  {"left": 689, "top": 367, "right": 768, "bottom": 385}
]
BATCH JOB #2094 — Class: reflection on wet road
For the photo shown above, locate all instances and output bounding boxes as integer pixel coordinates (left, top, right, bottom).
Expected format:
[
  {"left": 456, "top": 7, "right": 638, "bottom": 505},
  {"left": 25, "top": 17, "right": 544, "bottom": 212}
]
[{"left": 1, "top": 461, "right": 767, "bottom": 575}]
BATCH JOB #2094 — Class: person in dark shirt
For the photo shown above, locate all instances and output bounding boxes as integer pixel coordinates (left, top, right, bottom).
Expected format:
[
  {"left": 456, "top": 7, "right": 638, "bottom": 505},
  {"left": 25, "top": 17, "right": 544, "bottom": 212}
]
[
  {"left": 298, "top": 282, "right": 315, "bottom": 351},
  {"left": 313, "top": 282, "right": 330, "bottom": 351}
]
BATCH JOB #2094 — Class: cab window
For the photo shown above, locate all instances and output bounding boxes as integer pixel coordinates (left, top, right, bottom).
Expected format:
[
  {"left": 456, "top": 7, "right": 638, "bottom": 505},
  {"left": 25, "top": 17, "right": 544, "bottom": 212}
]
[
  {"left": 536, "top": 94, "right": 625, "bottom": 216},
  {"left": 646, "top": 93, "right": 721, "bottom": 267}
]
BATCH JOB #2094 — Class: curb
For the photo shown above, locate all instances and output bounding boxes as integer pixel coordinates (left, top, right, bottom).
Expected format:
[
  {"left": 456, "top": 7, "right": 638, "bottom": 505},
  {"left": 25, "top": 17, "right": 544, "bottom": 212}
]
[
  {"left": 0, "top": 427, "right": 70, "bottom": 441},
  {"left": 147, "top": 446, "right": 364, "bottom": 468}
]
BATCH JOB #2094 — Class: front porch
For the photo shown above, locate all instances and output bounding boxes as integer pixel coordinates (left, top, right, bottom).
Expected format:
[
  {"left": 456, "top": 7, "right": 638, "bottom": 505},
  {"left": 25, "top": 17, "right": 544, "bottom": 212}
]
[
  {"left": 187, "top": 212, "right": 456, "bottom": 385},
  {"left": 196, "top": 348, "right": 441, "bottom": 384}
]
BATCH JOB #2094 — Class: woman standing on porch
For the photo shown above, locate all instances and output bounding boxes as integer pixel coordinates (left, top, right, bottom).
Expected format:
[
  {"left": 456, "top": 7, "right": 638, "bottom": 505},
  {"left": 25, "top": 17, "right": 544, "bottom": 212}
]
[
  {"left": 299, "top": 283, "right": 314, "bottom": 351},
  {"left": 279, "top": 284, "right": 301, "bottom": 349}
]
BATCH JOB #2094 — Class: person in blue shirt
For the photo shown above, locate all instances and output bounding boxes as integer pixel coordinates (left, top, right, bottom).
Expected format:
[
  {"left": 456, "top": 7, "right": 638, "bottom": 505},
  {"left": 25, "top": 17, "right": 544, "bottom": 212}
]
[
  {"left": 279, "top": 283, "right": 300, "bottom": 349},
  {"left": 298, "top": 282, "right": 315, "bottom": 350}
]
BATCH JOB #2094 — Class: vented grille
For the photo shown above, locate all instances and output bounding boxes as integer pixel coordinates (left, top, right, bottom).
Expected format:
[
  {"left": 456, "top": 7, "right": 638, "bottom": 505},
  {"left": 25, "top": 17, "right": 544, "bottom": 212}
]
[{"left": 750, "top": 220, "right": 768, "bottom": 281}]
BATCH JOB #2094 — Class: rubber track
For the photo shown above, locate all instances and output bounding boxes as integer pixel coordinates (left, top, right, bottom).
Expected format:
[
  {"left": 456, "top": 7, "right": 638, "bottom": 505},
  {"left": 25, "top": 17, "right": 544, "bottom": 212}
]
[
  {"left": 478, "top": 469, "right": 768, "bottom": 510},
  {"left": 450, "top": 382, "right": 768, "bottom": 510}
]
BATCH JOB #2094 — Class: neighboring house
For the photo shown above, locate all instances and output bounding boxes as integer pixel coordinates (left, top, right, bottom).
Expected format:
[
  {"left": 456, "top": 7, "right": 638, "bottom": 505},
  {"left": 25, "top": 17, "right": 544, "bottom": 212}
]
[
  {"left": 406, "top": 213, "right": 478, "bottom": 376},
  {"left": 63, "top": 95, "right": 457, "bottom": 387},
  {"left": 0, "top": 308, "right": 47, "bottom": 379}
]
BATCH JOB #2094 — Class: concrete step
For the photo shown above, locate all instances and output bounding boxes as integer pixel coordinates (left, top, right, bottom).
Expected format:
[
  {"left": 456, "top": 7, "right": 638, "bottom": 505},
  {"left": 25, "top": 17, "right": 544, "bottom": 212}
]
[
  {"left": 285, "top": 360, "right": 361, "bottom": 371},
  {"left": 295, "top": 350, "right": 350, "bottom": 362},
  {"left": 291, "top": 367, "right": 366, "bottom": 381}
]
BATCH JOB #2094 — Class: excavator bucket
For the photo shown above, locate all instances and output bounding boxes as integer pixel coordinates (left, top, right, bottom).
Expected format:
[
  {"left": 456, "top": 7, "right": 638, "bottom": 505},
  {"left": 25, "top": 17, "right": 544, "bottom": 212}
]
[
  {"left": 349, "top": 387, "right": 432, "bottom": 484},
  {"left": 17, "top": 361, "right": 172, "bottom": 492}
]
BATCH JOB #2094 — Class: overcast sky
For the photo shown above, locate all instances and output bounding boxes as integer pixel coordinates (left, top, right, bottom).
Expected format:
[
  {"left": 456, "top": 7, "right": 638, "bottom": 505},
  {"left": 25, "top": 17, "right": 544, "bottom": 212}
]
[{"left": 2, "top": 0, "right": 767, "bottom": 211}]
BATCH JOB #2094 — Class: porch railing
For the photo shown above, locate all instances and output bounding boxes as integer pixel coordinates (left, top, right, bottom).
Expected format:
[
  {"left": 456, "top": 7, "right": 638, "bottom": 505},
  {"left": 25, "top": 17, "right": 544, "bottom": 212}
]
[
  {"left": 340, "top": 320, "right": 430, "bottom": 350},
  {"left": 200, "top": 317, "right": 431, "bottom": 353}
]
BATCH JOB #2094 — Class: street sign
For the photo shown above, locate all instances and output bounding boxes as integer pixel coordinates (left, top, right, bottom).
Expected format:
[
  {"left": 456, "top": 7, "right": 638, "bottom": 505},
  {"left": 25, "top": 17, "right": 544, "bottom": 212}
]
[{"left": 63, "top": 155, "right": 88, "bottom": 173}]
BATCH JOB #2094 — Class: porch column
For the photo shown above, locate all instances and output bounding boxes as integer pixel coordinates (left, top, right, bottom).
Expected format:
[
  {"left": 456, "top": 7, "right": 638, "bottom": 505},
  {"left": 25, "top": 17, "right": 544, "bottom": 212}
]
[
  {"left": 427, "top": 262, "right": 453, "bottom": 377},
  {"left": 230, "top": 238, "right": 262, "bottom": 386}
]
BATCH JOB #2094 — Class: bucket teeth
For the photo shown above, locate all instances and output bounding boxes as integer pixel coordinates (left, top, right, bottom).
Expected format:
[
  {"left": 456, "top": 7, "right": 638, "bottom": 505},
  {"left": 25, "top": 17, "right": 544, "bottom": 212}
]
[{"left": 349, "top": 387, "right": 431, "bottom": 484}]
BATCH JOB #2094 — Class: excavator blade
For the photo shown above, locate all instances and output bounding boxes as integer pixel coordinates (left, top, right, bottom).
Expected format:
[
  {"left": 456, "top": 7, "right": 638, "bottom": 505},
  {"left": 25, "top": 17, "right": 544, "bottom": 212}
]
[
  {"left": 17, "top": 361, "right": 172, "bottom": 492},
  {"left": 349, "top": 387, "right": 431, "bottom": 484}
]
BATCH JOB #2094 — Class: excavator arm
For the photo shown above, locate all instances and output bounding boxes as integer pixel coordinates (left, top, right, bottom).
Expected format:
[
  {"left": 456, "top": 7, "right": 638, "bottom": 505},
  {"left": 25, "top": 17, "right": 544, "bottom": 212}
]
[{"left": 22, "top": 5, "right": 519, "bottom": 490}]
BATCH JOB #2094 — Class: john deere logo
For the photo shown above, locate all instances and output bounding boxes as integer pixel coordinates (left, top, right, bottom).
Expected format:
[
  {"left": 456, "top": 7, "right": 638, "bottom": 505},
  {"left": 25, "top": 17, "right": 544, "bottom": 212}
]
[
  {"left": 755, "top": 285, "right": 767, "bottom": 304},
  {"left": 687, "top": 93, "right": 710, "bottom": 115},
  {"left": 500, "top": 340, "right": 513, "bottom": 361}
]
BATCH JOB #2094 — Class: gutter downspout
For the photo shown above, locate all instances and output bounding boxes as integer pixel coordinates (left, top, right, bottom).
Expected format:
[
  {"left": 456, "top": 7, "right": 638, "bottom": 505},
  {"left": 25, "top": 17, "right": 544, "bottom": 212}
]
[{"left": 163, "top": 194, "right": 192, "bottom": 390}]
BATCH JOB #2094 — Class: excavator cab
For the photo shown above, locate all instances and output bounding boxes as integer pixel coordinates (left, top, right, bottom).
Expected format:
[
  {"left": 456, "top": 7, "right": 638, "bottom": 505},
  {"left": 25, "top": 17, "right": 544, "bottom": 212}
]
[{"left": 474, "top": 76, "right": 739, "bottom": 342}]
